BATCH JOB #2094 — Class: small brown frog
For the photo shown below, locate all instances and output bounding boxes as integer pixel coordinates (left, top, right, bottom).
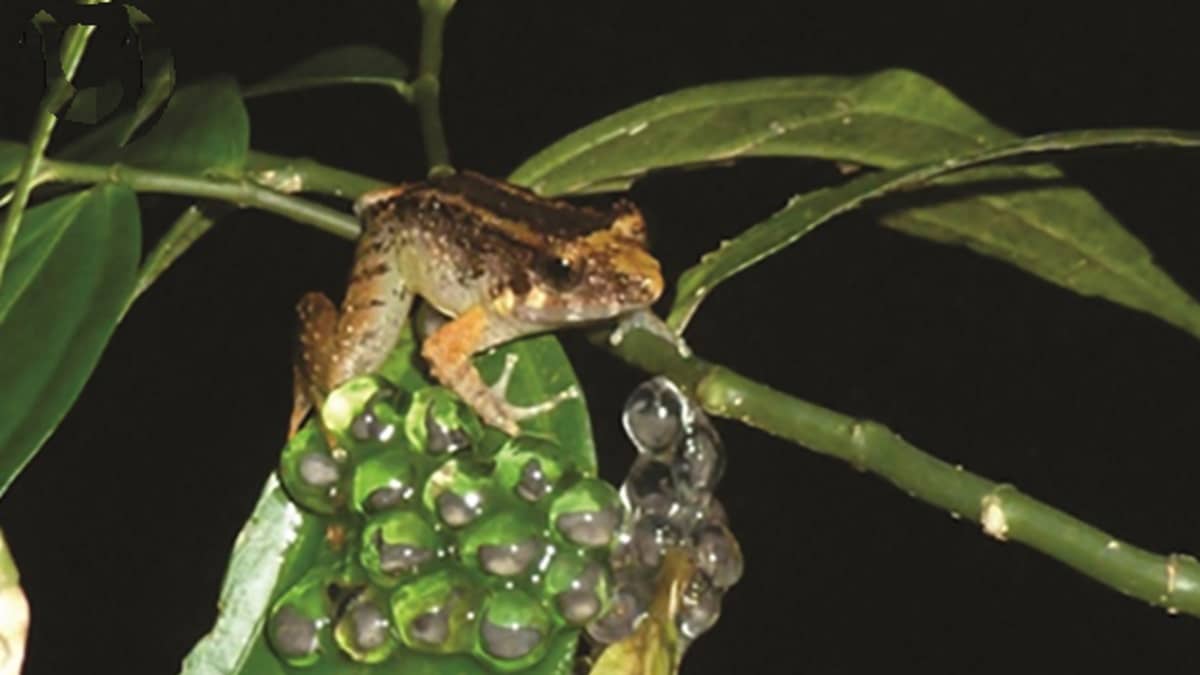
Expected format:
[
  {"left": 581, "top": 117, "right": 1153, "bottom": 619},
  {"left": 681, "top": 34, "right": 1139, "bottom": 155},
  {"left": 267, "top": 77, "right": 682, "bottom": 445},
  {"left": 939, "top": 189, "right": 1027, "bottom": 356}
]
[{"left": 291, "top": 171, "right": 664, "bottom": 437}]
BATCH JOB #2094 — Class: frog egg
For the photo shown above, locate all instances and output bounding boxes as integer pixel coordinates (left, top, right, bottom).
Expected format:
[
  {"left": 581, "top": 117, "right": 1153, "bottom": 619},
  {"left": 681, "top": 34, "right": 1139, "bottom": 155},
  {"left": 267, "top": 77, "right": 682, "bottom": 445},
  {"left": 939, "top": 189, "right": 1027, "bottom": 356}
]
[
  {"left": 620, "top": 457, "right": 676, "bottom": 518},
  {"left": 333, "top": 598, "right": 395, "bottom": 663},
  {"left": 423, "top": 458, "right": 495, "bottom": 528},
  {"left": 584, "top": 580, "right": 649, "bottom": 645},
  {"left": 622, "top": 377, "right": 686, "bottom": 458},
  {"left": 390, "top": 569, "right": 482, "bottom": 654},
  {"left": 670, "top": 425, "right": 726, "bottom": 502},
  {"left": 478, "top": 589, "right": 551, "bottom": 667},
  {"left": 405, "top": 388, "right": 483, "bottom": 455},
  {"left": 460, "top": 512, "right": 543, "bottom": 578},
  {"left": 321, "top": 375, "right": 392, "bottom": 439},
  {"left": 268, "top": 604, "right": 322, "bottom": 666},
  {"left": 692, "top": 522, "right": 744, "bottom": 590},
  {"left": 351, "top": 452, "right": 417, "bottom": 514},
  {"left": 267, "top": 566, "right": 351, "bottom": 666},
  {"left": 549, "top": 479, "right": 623, "bottom": 549},
  {"left": 630, "top": 515, "right": 683, "bottom": 569},
  {"left": 360, "top": 511, "right": 439, "bottom": 586},
  {"left": 676, "top": 571, "right": 723, "bottom": 640},
  {"left": 545, "top": 557, "right": 608, "bottom": 626},
  {"left": 278, "top": 425, "right": 344, "bottom": 515},
  {"left": 492, "top": 437, "right": 565, "bottom": 503}
]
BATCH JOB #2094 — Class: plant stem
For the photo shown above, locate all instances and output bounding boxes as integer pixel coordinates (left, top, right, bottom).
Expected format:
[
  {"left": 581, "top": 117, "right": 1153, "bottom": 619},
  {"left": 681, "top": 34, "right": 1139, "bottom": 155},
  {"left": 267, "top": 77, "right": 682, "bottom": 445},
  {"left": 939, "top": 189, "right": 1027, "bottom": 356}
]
[
  {"left": 128, "top": 204, "right": 218, "bottom": 307},
  {"left": 41, "top": 158, "right": 361, "bottom": 240},
  {"left": 598, "top": 326, "right": 1200, "bottom": 618},
  {"left": 0, "top": 21, "right": 98, "bottom": 292},
  {"left": 245, "top": 151, "right": 388, "bottom": 198},
  {"left": 414, "top": 0, "right": 458, "bottom": 177}
]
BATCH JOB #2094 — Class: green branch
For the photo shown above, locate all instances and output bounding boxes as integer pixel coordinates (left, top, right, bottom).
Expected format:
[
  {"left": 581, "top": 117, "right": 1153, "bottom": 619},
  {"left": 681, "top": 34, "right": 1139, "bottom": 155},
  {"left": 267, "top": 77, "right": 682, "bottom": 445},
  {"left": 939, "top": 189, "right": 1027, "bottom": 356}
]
[
  {"left": 414, "top": 0, "right": 458, "bottom": 176},
  {"left": 19, "top": 139, "right": 1200, "bottom": 616},
  {"left": 40, "top": 158, "right": 361, "bottom": 240},
  {"left": 245, "top": 150, "right": 388, "bottom": 198},
  {"left": 598, "top": 327, "right": 1200, "bottom": 618},
  {"left": 0, "top": 20, "right": 98, "bottom": 291}
]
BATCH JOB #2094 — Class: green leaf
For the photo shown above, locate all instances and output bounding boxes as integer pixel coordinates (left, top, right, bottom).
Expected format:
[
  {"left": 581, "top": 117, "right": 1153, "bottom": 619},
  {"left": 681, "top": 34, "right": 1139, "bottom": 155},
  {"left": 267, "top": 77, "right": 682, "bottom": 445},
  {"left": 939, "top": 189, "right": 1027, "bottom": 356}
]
[
  {"left": 180, "top": 475, "right": 321, "bottom": 675},
  {"left": 119, "top": 48, "right": 176, "bottom": 146},
  {"left": 510, "top": 70, "right": 1004, "bottom": 195},
  {"left": 379, "top": 324, "right": 597, "bottom": 475},
  {"left": 243, "top": 45, "right": 411, "bottom": 99},
  {"left": 122, "top": 76, "right": 249, "bottom": 176},
  {"left": 62, "top": 79, "right": 123, "bottom": 124},
  {"left": 512, "top": 69, "right": 1200, "bottom": 342},
  {"left": 0, "top": 184, "right": 141, "bottom": 497},
  {"left": 58, "top": 77, "right": 249, "bottom": 177},
  {"left": 670, "top": 129, "right": 1200, "bottom": 333}
]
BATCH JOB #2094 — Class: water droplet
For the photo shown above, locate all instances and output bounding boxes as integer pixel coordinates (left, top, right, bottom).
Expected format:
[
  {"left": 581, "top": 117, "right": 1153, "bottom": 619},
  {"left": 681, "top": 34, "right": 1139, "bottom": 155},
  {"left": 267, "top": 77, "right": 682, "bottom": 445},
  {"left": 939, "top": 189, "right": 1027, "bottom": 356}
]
[
  {"left": 299, "top": 452, "right": 339, "bottom": 487},
  {"left": 693, "top": 523, "right": 743, "bottom": 589},
  {"left": 269, "top": 605, "right": 319, "bottom": 661},
  {"left": 478, "top": 539, "right": 540, "bottom": 576},
  {"left": 768, "top": 120, "right": 787, "bottom": 134},
  {"left": 555, "top": 509, "right": 620, "bottom": 548},
  {"left": 623, "top": 378, "right": 685, "bottom": 457}
]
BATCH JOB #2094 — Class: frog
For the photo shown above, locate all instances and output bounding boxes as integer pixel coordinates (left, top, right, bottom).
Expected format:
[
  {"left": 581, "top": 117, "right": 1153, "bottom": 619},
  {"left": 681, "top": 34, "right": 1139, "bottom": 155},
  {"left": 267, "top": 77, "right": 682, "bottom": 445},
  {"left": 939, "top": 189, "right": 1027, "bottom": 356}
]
[{"left": 290, "top": 170, "right": 665, "bottom": 438}]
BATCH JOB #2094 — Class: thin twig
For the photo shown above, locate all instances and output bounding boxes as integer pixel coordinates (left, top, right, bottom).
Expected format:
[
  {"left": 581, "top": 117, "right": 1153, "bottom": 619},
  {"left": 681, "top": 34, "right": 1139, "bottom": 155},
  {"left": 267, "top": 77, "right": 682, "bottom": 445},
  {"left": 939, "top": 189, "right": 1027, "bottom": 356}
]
[{"left": 414, "top": 0, "right": 458, "bottom": 177}]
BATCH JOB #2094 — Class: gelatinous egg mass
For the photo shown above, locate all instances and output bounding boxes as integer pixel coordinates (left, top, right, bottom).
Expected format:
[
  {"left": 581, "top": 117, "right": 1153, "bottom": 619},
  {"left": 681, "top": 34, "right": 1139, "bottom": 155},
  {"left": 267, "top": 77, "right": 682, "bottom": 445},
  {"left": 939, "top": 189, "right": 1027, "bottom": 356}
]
[
  {"left": 270, "top": 370, "right": 742, "bottom": 672},
  {"left": 271, "top": 376, "right": 607, "bottom": 673}
]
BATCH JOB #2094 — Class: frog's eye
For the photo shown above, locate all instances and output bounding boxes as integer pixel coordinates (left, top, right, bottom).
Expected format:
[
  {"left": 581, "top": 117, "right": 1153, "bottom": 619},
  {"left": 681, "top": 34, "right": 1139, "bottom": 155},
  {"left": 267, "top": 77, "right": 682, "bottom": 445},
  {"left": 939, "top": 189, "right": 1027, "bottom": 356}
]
[{"left": 537, "top": 255, "right": 582, "bottom": 289}]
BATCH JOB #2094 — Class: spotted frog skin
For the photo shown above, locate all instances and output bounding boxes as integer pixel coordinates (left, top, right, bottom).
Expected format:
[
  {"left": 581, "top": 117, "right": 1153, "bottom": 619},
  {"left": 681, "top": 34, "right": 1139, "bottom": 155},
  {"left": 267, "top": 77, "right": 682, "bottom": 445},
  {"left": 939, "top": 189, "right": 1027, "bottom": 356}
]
[{"left": 291, "top": 171, "right": 664, "bottom": 437}]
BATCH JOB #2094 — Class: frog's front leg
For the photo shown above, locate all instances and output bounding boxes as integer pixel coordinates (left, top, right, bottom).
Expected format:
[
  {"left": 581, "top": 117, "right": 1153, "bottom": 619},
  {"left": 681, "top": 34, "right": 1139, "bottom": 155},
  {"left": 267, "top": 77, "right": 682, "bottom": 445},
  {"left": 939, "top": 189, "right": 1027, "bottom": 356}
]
[
  {"left": 421, "top": 305, "right": 577, "bottom": 435},
  {"left": 290, "top": 229, "right": 414, "bottom": 437}
]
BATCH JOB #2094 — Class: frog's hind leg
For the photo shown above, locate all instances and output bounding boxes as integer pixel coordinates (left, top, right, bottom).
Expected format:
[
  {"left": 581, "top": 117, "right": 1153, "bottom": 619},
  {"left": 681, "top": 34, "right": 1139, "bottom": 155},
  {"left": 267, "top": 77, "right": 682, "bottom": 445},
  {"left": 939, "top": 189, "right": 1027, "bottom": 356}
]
[
  {"left": 421, "top": 305, "right": 578, "bottom": 435},
  {"left": 290, "top": 292, "right": 340, "bottom": 438}
]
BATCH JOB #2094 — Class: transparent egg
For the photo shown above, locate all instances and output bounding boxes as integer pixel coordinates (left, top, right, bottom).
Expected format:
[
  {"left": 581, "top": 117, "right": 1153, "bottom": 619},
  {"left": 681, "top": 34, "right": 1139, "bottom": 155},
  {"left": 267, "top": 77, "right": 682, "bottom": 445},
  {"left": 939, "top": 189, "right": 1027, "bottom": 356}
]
[
  {"left": 390, "top": 570, "right": 481, "bottom": 654},
  {"left": 620, "top": 457, "right": 676, "bottom": 518},
  {"left": 671, "top": 426, "right": 725, "bottom": 501},
  {"left": 478, "top": 590, "right": 550, "bottom": 666},
  {"left": 360, "top": 512, "right": 439, "bottom": 585},
  {"left": 333, "top": 599, "right": 394, "bottom": 663},
  {"left": 622, "top": 377, "right": 685, "bottom": 458},
  {"left": 676, "top": 572, "right": 722, "bottom": 640},
  {"left": 693, "top": 523, "right": 744, "bottom": 590}
]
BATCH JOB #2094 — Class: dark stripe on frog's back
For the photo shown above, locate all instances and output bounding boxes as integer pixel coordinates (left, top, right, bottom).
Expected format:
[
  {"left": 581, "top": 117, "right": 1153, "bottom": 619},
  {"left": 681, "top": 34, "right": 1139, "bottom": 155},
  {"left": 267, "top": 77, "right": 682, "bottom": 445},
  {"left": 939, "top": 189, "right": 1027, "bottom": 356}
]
[{"left": 430, "top": 171, "right": 612, "bottom": 239}]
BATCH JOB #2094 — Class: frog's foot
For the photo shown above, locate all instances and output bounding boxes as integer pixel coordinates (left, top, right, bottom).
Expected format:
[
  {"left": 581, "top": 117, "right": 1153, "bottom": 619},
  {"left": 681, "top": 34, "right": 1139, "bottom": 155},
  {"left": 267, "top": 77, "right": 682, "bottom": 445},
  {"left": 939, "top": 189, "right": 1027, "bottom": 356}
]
[
  {"left": 610, "top": 308, "right": 692, "bottom": 358},
  {"left": 488, "top": 352, "right": 581, "bottom": 428},
  {"left": 422, "top": 306, "right": 579, "bottom": 435}
]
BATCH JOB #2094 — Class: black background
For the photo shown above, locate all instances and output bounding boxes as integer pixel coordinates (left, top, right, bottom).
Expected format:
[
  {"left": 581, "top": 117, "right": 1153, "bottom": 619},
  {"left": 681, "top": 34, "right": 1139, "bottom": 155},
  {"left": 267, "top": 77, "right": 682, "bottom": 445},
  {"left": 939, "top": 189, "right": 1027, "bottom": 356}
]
[{"left": 3, "top": 2, "right": 1200, "bottom": 673}]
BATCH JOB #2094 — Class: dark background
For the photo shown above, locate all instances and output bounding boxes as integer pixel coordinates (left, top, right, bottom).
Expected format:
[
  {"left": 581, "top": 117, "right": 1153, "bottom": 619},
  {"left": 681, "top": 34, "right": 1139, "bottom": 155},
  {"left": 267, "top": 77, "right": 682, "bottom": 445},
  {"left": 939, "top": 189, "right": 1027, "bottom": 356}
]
[{"left": 2, "top": 2, "right": 1200, "bottom": 673}]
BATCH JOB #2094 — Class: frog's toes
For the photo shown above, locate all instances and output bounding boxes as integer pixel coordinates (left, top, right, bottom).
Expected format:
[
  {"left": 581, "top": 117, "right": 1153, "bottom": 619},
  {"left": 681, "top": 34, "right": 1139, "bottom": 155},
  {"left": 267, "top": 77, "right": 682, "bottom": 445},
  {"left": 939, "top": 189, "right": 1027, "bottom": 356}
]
[{"left": 489, "top": 352, "right": 580, "bottom": 432}]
